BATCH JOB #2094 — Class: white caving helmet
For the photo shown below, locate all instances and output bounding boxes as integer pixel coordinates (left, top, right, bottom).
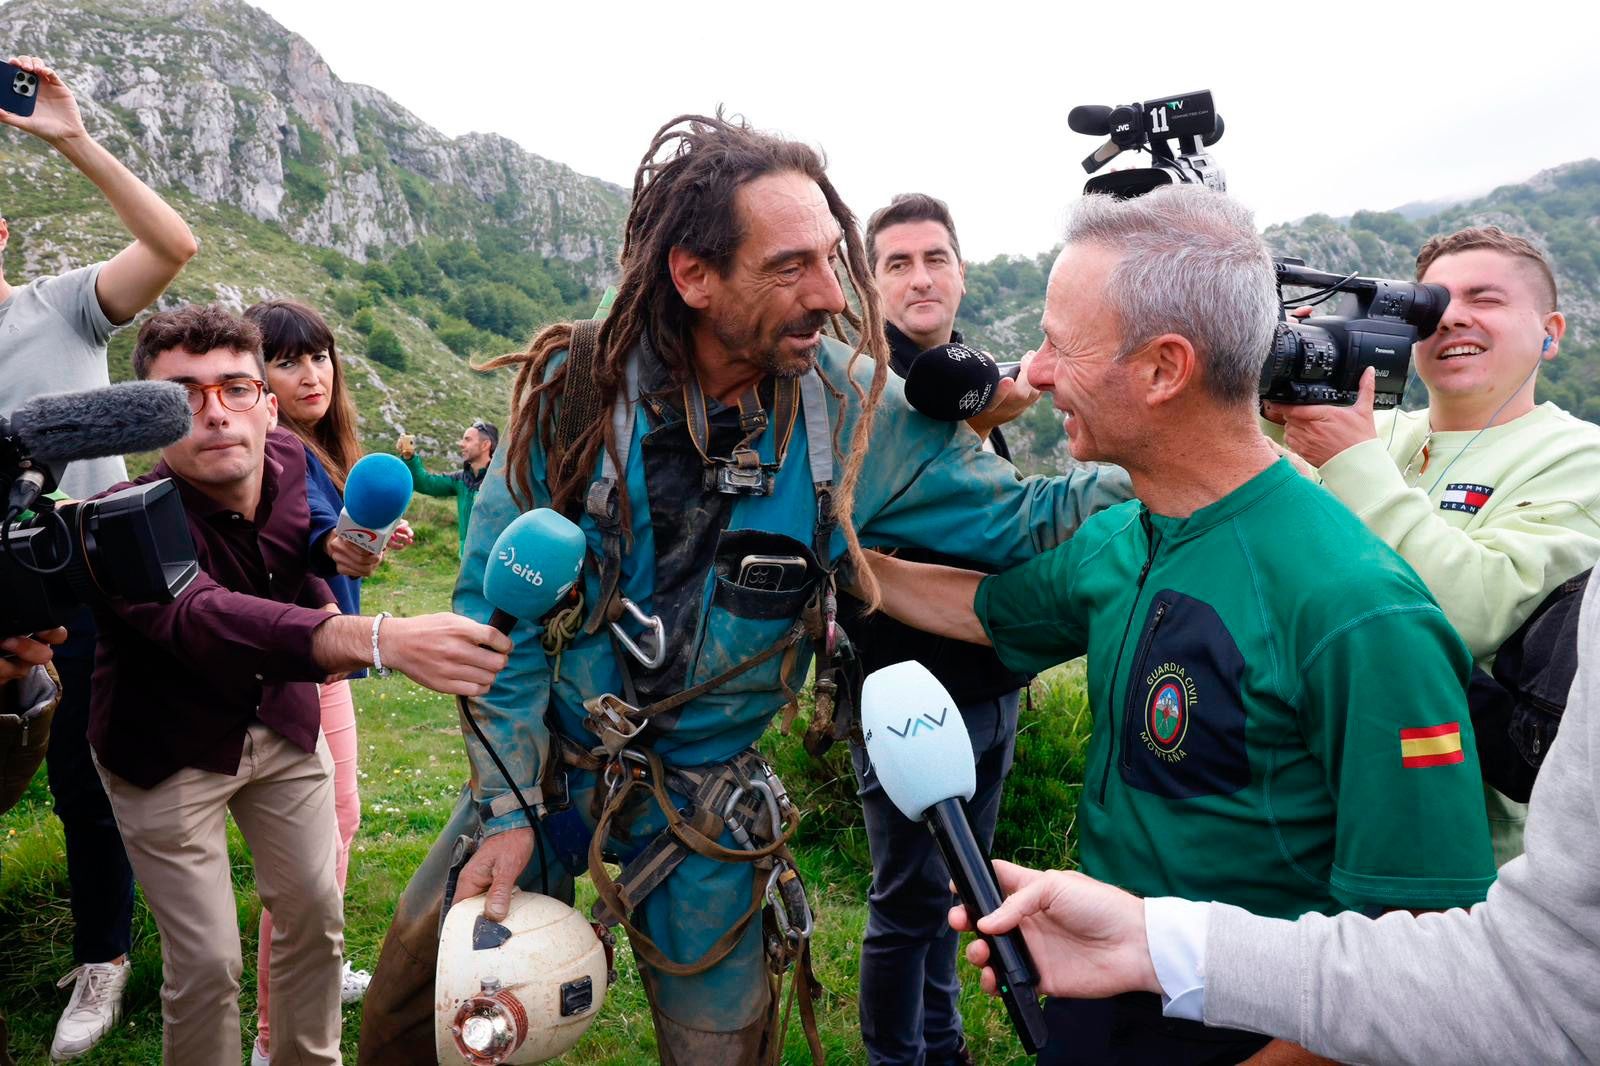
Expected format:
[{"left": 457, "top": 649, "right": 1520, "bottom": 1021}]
[{"left": 436, "top": 889, "right": 611, "bottom": 1064}]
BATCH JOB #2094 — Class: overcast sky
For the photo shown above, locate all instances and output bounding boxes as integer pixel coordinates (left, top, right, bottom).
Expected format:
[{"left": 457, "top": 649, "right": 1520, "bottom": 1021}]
[{"left": 250, "top": 0, "right": 1600, "bottom": 262}]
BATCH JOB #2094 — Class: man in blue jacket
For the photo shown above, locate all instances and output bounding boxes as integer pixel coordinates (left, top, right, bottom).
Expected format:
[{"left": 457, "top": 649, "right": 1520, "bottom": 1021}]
[{"left": 358, "top": 113, "right": 1129, "bottom": 1065}]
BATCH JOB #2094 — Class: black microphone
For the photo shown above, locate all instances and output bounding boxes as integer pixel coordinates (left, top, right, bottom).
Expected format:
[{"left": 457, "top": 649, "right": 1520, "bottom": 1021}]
[
  {"left": 1067, "top": 104, "right": 1113, "bottom": 135},
  {"left": 903, "top": 342, "right": 1001, "bottom": 422},
  {"left": 3, "top": 381, "right": 193, "bottom": 519},
  {"left": 9, "top": 381, "right": 194, "bottom": 463},
  {"left": 861, "top": 662, "right": 1049, "bottom": 1054}
]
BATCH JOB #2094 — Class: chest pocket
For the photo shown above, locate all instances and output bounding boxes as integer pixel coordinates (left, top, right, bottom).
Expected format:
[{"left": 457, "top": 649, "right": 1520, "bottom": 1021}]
[
  {"left": 1119, "top": 589, "right": 1249, "bottom": 800},
  {"left": 684, "top": 528, "right": 821, "bottom": 697}
]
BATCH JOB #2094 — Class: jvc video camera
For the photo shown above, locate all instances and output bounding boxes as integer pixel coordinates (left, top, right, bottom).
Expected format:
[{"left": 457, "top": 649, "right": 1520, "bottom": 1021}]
[
  {"left": 1068, "top": 90, "right": 1225, "bottom": 199},
  {"left": 1258, "top": 259, "right": 1451, "bottom": 409}
]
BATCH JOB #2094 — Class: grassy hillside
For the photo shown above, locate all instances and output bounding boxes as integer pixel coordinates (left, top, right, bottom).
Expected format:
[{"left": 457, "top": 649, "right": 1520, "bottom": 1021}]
[{"left": 0, "top": 497, "right": 1090, "bottom": 1065}]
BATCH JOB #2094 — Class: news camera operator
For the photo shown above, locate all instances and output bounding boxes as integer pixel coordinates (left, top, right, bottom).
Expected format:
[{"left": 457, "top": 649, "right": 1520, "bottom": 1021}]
[
  {"left": 84, "top": 304, "right": 510, "bottom": 1065},
  {"left": 861, "top": 185, "right": 1497, "bottom": 1065},
  {"left": 1263, "top": 227, "right": 1600, "bottom": 864},
  {"left": 0, "top": 52, "right": 200, "bottom": 1061},
  {"left": 841, "top": 192, "right": 1041, "bottom": 1066}
]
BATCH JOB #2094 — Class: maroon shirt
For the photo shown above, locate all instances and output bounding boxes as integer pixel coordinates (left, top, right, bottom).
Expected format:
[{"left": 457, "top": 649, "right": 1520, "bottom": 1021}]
[{"left": 89, "top": 428, "right": 338, "bottom": 788}]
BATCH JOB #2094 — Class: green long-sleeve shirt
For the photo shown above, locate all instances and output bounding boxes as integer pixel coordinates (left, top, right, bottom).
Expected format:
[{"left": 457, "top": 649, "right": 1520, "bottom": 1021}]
[{"left": 403, "top": 453, "right": 488, "bottom": 556}]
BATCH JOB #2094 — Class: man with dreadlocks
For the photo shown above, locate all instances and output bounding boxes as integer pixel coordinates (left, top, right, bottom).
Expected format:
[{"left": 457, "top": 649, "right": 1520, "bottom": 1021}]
[{"left": 357, "top": 113, "right": 1130, "bottom": 1064}]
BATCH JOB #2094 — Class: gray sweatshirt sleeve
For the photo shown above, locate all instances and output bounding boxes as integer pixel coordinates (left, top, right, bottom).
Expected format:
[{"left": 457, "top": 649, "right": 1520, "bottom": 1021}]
[{"left": 1203, "top": 571, "right": 1600, "bottom": 1065}]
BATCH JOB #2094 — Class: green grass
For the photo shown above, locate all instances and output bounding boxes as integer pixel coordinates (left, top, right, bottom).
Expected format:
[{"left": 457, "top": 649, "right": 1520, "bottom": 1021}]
[{"left": 0, "top": 497, "right": 1091, "bottom": 1064}]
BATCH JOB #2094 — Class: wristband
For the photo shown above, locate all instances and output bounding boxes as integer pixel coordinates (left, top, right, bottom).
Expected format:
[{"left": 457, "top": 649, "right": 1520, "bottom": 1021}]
[{"left": 371, "top": 611, "right": 393, "bottom": 678}]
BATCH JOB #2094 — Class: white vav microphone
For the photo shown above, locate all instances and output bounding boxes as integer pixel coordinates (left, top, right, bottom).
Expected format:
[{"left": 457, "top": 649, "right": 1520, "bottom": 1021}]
[
  {"left": 860, "top": 660, "right": 976, "bottom": 820},
  {"left": 860, "top": 660, "right": 1048, "bottom": 1055}
]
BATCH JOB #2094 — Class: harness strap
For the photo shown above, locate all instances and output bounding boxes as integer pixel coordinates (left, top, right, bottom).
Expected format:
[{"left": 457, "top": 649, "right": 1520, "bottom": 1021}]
[{"left": 583, "top": 343, "right": 642, "bottom": 635}]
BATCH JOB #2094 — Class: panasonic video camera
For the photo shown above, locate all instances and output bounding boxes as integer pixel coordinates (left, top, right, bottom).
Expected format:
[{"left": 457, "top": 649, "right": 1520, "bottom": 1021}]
[
  {"left": 1258, "top": 259, "right": 1451, "bottom": 409},
  {"left": 1068, "top": 90, "right": 1225, "bottom": 199},
  {"left": 1, "top": 420, "right": 199, "bottom": 638}
]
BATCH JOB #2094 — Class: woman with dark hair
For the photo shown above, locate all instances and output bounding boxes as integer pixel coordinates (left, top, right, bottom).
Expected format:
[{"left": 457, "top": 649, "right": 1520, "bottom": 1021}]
[{"left": 243, "top": 299, "right": 411, "bottom": 1065}]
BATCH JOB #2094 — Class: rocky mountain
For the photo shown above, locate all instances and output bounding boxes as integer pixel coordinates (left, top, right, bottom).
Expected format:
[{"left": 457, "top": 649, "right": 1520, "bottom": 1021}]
[
  {"left": 961, "top": 160, "right": 1600, "bottom": 472},
  {"left": 0, "top": 0, "right": 626, "bottom": 272}
]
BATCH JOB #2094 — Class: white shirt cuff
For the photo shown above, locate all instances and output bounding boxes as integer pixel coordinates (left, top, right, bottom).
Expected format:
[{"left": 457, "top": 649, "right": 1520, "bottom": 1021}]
[{"left": 1145, "top": 896, "right": 1211, "bottom": 1021}]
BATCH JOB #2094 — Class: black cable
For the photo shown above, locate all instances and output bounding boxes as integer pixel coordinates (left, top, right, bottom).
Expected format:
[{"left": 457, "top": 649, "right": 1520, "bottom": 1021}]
[{"left": 456, "top": 693, "right": 552, "bottom": 898}]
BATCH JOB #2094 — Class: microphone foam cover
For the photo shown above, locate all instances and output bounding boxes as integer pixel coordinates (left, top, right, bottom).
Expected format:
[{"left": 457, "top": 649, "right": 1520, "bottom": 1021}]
[
  {"left": 483, "top": 508, "right": 587, "bottom": 622},
  {"left": 11, "top": 381, "right": 192, "bottom": 460},
  {"left": 344, "top": 452, "right": 415, "bottom": 528},
  {"left": 903, "top": 343, "right": 1000, "bottom": 422},
  {"left": 861, "top": 661, "right": 976, "bottom": 822},
  {"left": 1068, "top": 103, "right": 1113, "bottom": 135}
]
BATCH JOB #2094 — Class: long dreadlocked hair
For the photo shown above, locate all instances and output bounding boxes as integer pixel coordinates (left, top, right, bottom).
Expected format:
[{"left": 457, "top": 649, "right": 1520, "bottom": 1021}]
[{"left": 478, "top": 112, "right": 891, "bottom": 606}]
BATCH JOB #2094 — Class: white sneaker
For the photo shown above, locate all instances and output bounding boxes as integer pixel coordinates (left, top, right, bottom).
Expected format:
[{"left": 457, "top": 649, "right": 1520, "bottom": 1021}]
[
  {"left": 49, "top": 958, "right": 131, "bottom": 1061},
  {"left": 251, "top": 1036, "right": 271, "bottom": 1066},
  {"left": 340, "top": 960, "right": 371, "bottom": 1005}
]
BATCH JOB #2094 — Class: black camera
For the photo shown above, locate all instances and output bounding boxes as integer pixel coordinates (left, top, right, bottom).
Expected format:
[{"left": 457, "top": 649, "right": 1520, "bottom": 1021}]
[
  {"left": 1068, "top": 90, "right": 1225, "bottom": 199},
  {"left": 1258, "top": 258, "right": 1451, "bottom": 409},
  {"left": 1, "top": 482, "right": 200, "bottom": 638}
]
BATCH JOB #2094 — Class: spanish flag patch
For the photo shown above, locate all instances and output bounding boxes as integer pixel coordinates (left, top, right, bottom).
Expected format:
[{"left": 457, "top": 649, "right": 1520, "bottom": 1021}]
[{"left": 1400, "top": 722, "right": 1465, "bottom": 768}]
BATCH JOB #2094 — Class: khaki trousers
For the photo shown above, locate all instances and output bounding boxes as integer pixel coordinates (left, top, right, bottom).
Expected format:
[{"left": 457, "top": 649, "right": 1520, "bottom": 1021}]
[{"left": 96, "top": 723, "right": 344, "bottom": 1065}]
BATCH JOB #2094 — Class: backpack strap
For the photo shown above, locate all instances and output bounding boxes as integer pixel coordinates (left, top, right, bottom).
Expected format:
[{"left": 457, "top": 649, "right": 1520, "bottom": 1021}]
[{"left": 553, "top": 318, "right": 606, "bottom": 505}]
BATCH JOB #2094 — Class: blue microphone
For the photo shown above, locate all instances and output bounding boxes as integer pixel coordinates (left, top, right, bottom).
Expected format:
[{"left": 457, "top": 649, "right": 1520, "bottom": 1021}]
[
  {"left": 862, "top": 661, "right": 1049, "bottom": 1055},
  {"left": 481, "top": 508, "right": 587, "bottom": 634},
  {"left": 336, "top": 452, "right": 415, "bottom": 555}
]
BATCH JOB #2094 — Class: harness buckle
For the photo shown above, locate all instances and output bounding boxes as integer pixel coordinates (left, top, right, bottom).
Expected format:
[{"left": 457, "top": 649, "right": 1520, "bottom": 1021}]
[{"left": 583, "top": 693, "right": 649, "bottom": 757}]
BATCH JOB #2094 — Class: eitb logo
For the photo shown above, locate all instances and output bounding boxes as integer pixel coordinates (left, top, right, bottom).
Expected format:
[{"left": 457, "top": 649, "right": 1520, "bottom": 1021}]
[{"left": 1141, "top": 662, "right": 1198, "bottom": 762}]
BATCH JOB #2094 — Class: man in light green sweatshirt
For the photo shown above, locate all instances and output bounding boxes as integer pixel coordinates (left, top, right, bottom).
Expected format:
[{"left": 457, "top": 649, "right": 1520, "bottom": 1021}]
[{"left": 1265, "top": 226, "right": 1600, "bottom": 864}]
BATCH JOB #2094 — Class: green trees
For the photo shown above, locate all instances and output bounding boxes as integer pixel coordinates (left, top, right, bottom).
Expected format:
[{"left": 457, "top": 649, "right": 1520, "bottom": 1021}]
[{"left": 366, "top": 327, "right": 406, "bottom": 370}]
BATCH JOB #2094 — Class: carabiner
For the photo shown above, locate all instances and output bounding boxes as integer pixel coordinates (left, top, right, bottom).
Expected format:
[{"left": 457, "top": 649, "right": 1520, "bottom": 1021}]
[
  {"left": 765, "top": 862, "right": 814, "bottom": 943},
  {"left": 610, "top": 596, "right": 667, "bottom": 669}
]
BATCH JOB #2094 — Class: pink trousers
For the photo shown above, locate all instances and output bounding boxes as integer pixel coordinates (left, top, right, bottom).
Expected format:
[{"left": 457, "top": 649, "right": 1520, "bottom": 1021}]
[{"left": 257, "top": 679, "right": 360, "bottom": 1050}]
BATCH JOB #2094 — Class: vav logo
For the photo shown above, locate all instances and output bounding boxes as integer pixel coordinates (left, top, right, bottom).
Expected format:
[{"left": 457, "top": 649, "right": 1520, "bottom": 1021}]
[
  {"left": 887, "top": 706, "right": 950, "bottom": 738},
  {"left": 497, "top": 545, "right": 544, "bottom": 586}
]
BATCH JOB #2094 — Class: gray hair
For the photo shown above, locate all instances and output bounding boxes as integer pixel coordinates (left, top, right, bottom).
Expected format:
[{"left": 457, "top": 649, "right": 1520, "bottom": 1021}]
[{"left": 1063, "top": 185, "right": 1277, "bottom": 404}]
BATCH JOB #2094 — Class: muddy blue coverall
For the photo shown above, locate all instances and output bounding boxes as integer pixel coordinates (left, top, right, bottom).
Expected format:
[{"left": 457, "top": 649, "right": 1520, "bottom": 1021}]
[{"left": 356, "top": 335, "right": 1130, "bottom": 1063}]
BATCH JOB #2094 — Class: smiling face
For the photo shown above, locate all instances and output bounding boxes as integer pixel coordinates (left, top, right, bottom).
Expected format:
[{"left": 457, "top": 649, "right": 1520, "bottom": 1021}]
[
  {"left": 265, "top": 348, "right": 334, "bottom": 425},
  {"left": 688, "top": 171, "right": 848, "bottom": 381},
  {"left": 873, "top": 219, "right": 966, "bottom": 351},
  {"left": 149, "top": 346, "right": 277, "bottom": 499},
  {"left": 1415, "top": 248, "right": 1562, "bottom": 424},
  {"left": 1026, "top": 243, "right": 1141, "bottom": 464}
]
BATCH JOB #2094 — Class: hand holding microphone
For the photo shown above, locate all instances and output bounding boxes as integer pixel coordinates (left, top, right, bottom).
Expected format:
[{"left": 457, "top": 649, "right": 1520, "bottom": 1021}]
[
  {"left": 902, "top": 343, "right": 1041, "bottom": 432},
  {"left": 861, "top": 660, "right": 1049, "bottom": 1054},
  {"left": 333, "top": 453, "right": 414, "bottom": 564}
]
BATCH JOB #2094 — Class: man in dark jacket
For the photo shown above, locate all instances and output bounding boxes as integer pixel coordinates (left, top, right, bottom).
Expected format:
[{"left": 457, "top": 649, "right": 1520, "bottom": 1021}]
[{"left": 843, "top": 193, "right": 1040, "bottom": 1066}]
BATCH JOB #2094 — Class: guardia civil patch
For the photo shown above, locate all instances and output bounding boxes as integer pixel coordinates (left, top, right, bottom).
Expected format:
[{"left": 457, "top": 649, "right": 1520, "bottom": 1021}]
[
  {"left": 1141, "top": 664, "right": 1197, "bottom": 762},
  {"left": 1400, "top": 722, "right": 1465, "bottom": 768},
  {"left": 1441, "top": 483, "right": 1494, "bottom": 514}
]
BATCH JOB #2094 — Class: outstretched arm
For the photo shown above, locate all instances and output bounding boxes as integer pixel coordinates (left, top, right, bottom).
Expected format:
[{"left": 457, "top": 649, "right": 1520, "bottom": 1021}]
[
  {"left": 863, "top": 551, "right": 989, "bottom": 645},
  {"left": 3, "top": 56, "right": 197, "bottom": 324}
]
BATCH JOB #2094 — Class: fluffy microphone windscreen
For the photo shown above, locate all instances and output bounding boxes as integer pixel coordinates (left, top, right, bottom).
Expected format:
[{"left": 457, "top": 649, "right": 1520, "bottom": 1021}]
[
  {"left": 483, "top": 508, "right": 587, "bottom": 622},
  {"left": 10, "top": 381, "right": 192, "bottom": 460},
  {"left": 343, "top": 453, "right": 415, "bottom": 528},
  {"left": 861, "top": 660, "right": 976, "bottom": 822},
  {"left": 902, "top": 343, "right": 1000, "bottom": 422}
]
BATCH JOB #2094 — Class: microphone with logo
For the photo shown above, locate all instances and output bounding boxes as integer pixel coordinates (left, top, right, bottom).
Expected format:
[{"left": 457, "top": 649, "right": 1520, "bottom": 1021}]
[
  {"left": 861, "top": 660, "right": 1049, "bottom": 1054},
  {"left": 457, "top": 509, "right": 587, "bottom": 862},
  {"left": 481, "top": 508, "right": 587, "bottom": 636},
  {"left": 902, "top": 343, "right": 1024, "bottom": 423},
  {"left": 335, "top": 452, "right": 415, "bottom": 555}
]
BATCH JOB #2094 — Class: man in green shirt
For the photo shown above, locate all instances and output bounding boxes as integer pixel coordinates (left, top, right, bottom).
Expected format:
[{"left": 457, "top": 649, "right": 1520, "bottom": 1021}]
[
  {"left": 1265, "top": 227, "right": 1600, "bottom": 864},
  {"left": 865, "top": 185, "right": 1496, "bottom": 1065},
  {"left": 395, "top": 420, "right": 497, "bottom": 556}
]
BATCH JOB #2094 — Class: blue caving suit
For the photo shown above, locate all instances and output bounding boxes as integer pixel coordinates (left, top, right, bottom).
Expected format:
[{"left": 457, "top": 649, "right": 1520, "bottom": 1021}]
[{"left": 356, "top": 334, "right": 1129, "bottom": 1063}]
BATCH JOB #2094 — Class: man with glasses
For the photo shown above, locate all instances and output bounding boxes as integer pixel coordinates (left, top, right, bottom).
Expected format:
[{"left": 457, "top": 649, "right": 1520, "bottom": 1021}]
[
  {"left": 396, "top": 419, "right": 498, "bottom": 557},
  {"left": 0, "top": 54, "right": 199, "bottom": 1060},
  {"left": 85, "top": 304, "right": 513, "bottom": 1064}
]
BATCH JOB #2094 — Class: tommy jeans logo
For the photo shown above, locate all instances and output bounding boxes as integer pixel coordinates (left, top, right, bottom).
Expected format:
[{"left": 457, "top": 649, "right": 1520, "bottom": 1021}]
[
  {"left": 1441, "top": 483, "right": 1494, "bottom": 515},
  {"left": 888, "top": 706, "right": 951, "bottom": 738}
]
